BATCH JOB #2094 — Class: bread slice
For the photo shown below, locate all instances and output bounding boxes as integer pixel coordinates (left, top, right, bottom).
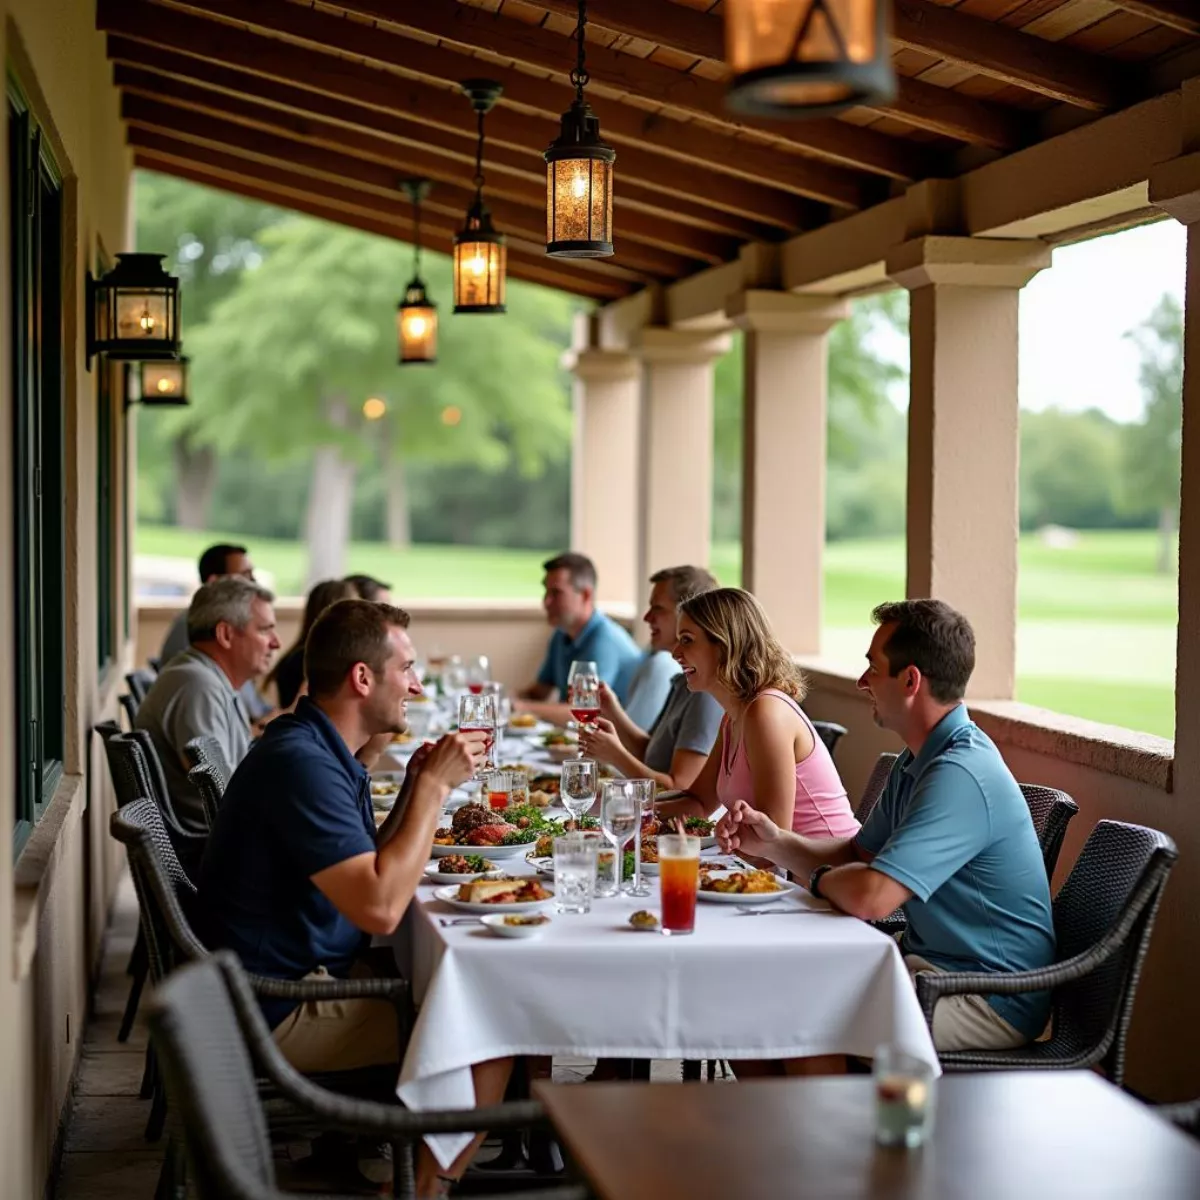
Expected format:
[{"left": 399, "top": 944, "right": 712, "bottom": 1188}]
[{"left": 455, "top": 877, "right": 521, "bottom": 904}]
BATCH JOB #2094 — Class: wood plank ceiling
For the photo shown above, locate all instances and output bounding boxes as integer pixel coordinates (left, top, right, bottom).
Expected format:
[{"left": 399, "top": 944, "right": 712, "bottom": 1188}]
[{"left": 98, "top": 0, "right": 1200, "bottom": 301}]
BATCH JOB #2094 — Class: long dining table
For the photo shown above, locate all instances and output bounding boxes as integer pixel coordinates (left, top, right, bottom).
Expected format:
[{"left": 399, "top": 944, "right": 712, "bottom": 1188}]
[{"left": 387, "top": 726, "right": 939, "bottom": 1170}]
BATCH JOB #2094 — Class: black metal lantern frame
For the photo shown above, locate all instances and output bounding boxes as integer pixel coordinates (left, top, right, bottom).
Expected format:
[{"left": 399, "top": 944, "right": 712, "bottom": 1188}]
[
  {"left": 397, "top": 179, "right": 438, "bottom": 364},
  {"left": 544, "top": 0, "right": 616, "bottom": 259},
  {"left": 724, "top": 0, "right": 895, "bottom": 119},
  {"left": 87, "top": 252, "right": 181, "bottom": 364},
  {"left": 454, "top": 80, "right": 507, "bottom": 315}
]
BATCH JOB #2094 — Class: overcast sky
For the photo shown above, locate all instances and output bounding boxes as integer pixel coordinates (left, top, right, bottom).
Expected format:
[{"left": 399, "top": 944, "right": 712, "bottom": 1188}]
[{"left": 868, "top": 218, "right": 1187, "bottom": 424}]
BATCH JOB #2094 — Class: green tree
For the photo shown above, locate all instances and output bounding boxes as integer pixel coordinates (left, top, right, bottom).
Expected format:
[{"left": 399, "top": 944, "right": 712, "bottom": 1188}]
[
  {"left": 1019, "top": 407, "right": 1123, "bottom": 532},
  {"left": 184, "top": 216, "right": 578, "bottom": 583},
  {"left": 1122, "top": 294, "right": 1183, "bottom": 572}
]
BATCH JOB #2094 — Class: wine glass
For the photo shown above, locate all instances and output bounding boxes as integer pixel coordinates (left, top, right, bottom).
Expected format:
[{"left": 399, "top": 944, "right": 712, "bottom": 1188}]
[
  {"left": 624, "top": 779, "right": 655, "bottom": 897},
  {"left": 560, "top": 758, "right": 598, "bottom": 827},
  {"left": 458, "top": 692, "right": 497, "bottom": 779},
  {"left": 467, "top": 655, "right": 491, "bottom": 694},
  {"left": 600, "top": 780, "right": 638, "bottom": 898},
  {"left": 443, "top": 655, "right": 468, "bottom": 697},
  {"left": 568, "top": 674, "right": 601, "bottom": 753},
  {"left": 567, "top": 660, "right": 599, "bottom": 691}
]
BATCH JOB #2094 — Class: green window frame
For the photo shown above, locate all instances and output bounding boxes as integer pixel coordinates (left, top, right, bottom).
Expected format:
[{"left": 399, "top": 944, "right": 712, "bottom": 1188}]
[{"left": 10, "top": 84, "right": 66, "bottom": 855}]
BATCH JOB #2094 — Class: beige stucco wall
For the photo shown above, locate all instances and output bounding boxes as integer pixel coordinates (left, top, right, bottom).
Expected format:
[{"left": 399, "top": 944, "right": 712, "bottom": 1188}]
[{"left": 0, "top": 3, "right": 133, "bottom": 1197}]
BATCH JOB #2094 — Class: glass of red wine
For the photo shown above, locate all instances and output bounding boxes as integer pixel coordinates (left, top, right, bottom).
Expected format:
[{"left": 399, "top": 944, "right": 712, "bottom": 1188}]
[
  {"left": 458, "top": 692, "right": 498, "bottom": 780},
  {"left": 568, "top": 673, "right": 601, "bottom": 757},
  {"left": 466, "top": 655, "right": 490, "bottom": 695}
]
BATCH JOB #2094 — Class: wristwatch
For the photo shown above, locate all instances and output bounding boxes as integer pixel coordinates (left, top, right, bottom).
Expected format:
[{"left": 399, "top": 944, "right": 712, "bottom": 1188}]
[{"left": 808, "top": 864, "right": 834, "bottom": 898}]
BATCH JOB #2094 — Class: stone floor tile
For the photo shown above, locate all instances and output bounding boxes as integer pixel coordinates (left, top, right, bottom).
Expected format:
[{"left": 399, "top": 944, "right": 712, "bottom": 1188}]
[
  {"left": 62, "top": 1096, "right": 159, "bottom": 1154},
  {"left": 75, "top": 1048, "right": 148, "bottom": 1097},
  {"left": 54, "top": 1151, "right": 162, "bottom": 1200}
]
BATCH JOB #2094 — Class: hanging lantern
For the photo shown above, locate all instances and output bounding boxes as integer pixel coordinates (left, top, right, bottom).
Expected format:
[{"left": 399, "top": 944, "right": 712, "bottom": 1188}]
[
  {"left": 87, "top": 252, "right": 181, "bottom": 363},
  {"left": 397, "top": 179, "right": 438, "bottom": 364},
  {"left": 545, "top": 0, "right": 615, "bottom": 258},
  {"left": 724, "top": 0, "right": 895, "bottom": 118},
  {"left": 454, "top": 80, "right": 507, "bottom": 315},
  {"left": 137, "top": 357, "right": 189, "bottom": 405}
]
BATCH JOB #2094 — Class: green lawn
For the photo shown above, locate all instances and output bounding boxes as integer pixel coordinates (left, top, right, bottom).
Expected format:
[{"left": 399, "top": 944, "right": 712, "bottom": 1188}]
[{"left": 136, "top": 525, "right": 1177, "bottom": 738}]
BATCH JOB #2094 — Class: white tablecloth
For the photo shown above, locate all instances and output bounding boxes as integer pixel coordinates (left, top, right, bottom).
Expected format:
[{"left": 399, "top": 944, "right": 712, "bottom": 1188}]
[{"left": 393, "top": 859, "right": 939, "bottom": 1169}]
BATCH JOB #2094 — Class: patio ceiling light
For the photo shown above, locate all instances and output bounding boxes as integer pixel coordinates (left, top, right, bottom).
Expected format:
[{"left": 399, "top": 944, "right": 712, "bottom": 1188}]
[
  {"left": 130, "top": 357, "right": 190, "bottom": 408},
  {"left": 397, "top": 178, "right": 438, "bottom": 364},
  {"left": 87, "top": 253, "right": 181, "bottom": 364},
  {"left": 544, "top": 0, "right": 615, "bottom": 259},
  {"left": 724, "top": 0, "right": 895, "bottom": 118},
  {"left": 453, "top": 80, "right": 507, "bottom": 315}
]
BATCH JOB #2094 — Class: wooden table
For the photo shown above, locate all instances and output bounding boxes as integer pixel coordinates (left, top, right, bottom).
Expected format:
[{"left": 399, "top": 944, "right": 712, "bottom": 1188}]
[{"left": 534, "top": 1072, "right": 1200, "bottom": 1199}]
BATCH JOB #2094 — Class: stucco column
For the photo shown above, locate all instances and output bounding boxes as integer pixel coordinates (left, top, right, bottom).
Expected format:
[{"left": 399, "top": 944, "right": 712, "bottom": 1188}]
[
  {"left": 887, "top": 237, "right": 1051, "bottom": 700},
  {"left": 564, "top": 347, "right": 641, "bottom": 606},
  {"left": 1150, "top": 149, "right": 1200, "bottom": 764},
  {"left": 636, "top": 328, "right": 731, "bottom": 583},
  {"left": 726, "top": 291, "right": 850, "bottom": 655}
]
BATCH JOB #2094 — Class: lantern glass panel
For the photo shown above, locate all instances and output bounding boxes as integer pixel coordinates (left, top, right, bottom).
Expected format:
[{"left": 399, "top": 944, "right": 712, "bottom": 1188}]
[
  {"left": 453, "top": 240, "right": 506, "bottom": 311},
  {"left": 115, "top": 288, "right": 172, "bottom": 342},
  {"left": 141, "top": 361, "right": 184, "bottom": 398},
  {"left": 547, "top": 158, "right": 612, "bottom": 246},
  {"left": 726, "top": 0, "right": 876, "bottom": 72},
  {"left": 398, "top": 304, "right": 438, "bottom": 362}
]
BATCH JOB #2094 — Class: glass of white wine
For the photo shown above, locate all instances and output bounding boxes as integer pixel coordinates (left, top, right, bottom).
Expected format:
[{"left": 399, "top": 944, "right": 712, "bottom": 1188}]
[
  {"left": 560, "top": 758, "right": 598, "bottom": 827},
  {"left": 600, "top": 780, "right": 638, "bottom": 898}
]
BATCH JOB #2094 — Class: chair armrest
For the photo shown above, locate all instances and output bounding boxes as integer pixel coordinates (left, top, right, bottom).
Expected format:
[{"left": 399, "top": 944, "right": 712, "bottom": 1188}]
[{"left": 248, "top": 974, "right": 410, "bottom": 1006}]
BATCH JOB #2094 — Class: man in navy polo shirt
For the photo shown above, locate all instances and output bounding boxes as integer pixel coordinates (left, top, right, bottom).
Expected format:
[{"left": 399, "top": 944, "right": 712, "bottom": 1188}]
[
  {"left": 516, "top": 551, "right": 644, "bottom": 725},
  {"left": 719, "top": 599, "right": 1055, "bottom": 1058},
  {"left": 198, "top": 598, "right": 510, "bottom": 1194}
]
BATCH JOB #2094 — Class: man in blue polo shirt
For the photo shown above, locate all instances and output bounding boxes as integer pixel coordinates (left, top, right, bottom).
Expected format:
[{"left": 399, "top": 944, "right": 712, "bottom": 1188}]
[
  {"left": 198, "top": 598, "right": 511, "bottom": 1193},
  {"left": 718, "top": 598, "right": 1055, "bottom": 1056},
  {"left": 516, "top": 551, "right": 644, "bottom": 726}
]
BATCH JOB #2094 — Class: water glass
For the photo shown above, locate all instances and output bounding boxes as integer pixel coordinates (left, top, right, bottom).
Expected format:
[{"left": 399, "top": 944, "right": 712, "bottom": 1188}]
[
  {"left": 600, "top": 780, "right": 638, "bottom": 898},
  {"left": 553, "top": 834, "right": 598, "bottom": 915},
  {"left": 508, "top": 767, "right": 529, "bottom": 807},
  {"left": 624, "top": 779, "right": 655, "bottom": 897},
  {"left": 658, "top": 834, "right": 701, "bottom": 936},
  {"left": 579, "top": 830, "right": 616, "bottom": 895},
  {"left": 873, "top": 1046, "right": 936, "bottom": 1148},
  {"left": 443, "top": 655, "right": 468, "bottom": 697},
  {"left": 485, "top": 770, "right": 513, "bottom": 812},
  {"left": 458, "top": 693, "right": 498, "bottom": 778},
  {"left": 560, "top": 758, "right": 598, "bottom": 825}
]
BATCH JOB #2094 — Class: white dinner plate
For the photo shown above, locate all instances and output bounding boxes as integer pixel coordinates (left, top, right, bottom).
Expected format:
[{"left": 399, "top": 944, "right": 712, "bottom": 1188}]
[
  {"left": 480, "top": 913, "right": 552, "bottom": 939},
  {"left": 695, "top": 871, "right": 799, "bottom": 905},
  {"left": 434, "top": 883, "right": 555, "bottom": 914},
  {"left": 430, "top": 839, "right": 537, "bottom": 859},
  {"left": 505, "top": 720, "right": 553, "bottom": 738},
  {"left": 423, "top": 860, "right": 503, "bottom": 883}
]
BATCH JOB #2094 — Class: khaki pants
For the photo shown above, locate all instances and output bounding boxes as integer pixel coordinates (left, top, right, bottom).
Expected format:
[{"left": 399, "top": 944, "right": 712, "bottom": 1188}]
[
  {"left": 271, "top": 963, "right": 401, "bottom": 1074},
  {"left": 905, "top": 954, "right": 1028, "bottom": 1053}
]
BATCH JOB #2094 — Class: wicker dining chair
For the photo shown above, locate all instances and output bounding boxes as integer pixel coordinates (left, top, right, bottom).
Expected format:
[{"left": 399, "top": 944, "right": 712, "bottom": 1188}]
[
  {"left": 126, "top": 668, "right": 157, "bottom": 706},
  {"left": 811, "top": 720, "right": 848, "bottom": 758},
  {"left": 1019, "top": 783, "right": 1079, "bottom": 881},
  {"left": 187, "top": 761, "right": 226, "bottom": 831},
  {"left": 147, "top": 952, "right": 582, "bottom": 1200},
  {"left": 118, "top": 691, "right": 139, "bottom": 730},
  {"left": 915, "top": 819, "right": 1177, "bottom": 1086},
  {"left": 855, "top": 752, "right": 899, "bottom": 824}
]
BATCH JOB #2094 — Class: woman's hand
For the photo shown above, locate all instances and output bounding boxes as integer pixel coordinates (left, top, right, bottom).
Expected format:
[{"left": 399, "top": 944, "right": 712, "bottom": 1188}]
[
  {"left": 577, "top": 717, "right": 623, "bottom": 766},
  {"left": 355, "top": 731, "right": 395, "bottom": 773},
  {"left": 717, "top": 799, "right": 782, "bottom": 861},
  {"left": 597, "top": 681, "right": 624, "bottom": 722}
]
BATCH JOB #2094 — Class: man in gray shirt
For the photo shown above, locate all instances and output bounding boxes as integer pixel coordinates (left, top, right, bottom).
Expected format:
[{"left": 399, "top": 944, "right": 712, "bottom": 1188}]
[
  {"left": 159, "top": 542, "right": 273, "bottom": 722},
  {"left": 578, "top": 565, "right": 723, "bottom": 792},
  {"left": 138, "top": 578, "right": 281, "bottom": 831}
]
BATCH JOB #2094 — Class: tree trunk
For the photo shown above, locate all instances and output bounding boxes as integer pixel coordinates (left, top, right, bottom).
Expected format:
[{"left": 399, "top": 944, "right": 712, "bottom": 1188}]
[
  {"left": 172, "top": 435, "right": 217, "bottom": 530},
  {"left": 1157, "top": 504, "right": 1177, "bottom": 575},
  {"left": 385, "top": 442, "right": 411, "bottom": 549},
  {"left": 304, "top": 399, "right": 357, "bottom": 587}
]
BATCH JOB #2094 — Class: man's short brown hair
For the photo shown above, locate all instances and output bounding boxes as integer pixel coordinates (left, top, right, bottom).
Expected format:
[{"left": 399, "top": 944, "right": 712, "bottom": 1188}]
[
  {"left": 649, "top": 565, "right": 719, "bottom": 604},
  {"left": 871, "top": 599, "right": 975, "bottom": 704},
  {"left": 304, "top": 598, "right": 411, "bottom": 698},
  {"left": 542, "top": 552, "right": 596, "bottom": 593}
]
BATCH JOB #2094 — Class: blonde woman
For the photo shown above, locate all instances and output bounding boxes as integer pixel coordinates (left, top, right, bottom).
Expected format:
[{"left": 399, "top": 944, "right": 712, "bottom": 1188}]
[{"left": 657, "top": 588, "right": 859, "bottom": 840}]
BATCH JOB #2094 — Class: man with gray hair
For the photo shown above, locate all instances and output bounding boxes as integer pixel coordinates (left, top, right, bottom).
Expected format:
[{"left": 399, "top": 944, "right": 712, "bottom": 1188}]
[{"left": 137, "top": 578, "right": 281, "bottom": 832}]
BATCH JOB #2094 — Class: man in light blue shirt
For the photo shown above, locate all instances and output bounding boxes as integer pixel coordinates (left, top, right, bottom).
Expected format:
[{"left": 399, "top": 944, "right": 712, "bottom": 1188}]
[
  {"left": 516, "top": 552, "right": 643, "bottom": 726},
  {"left": 719, "top": 599, "right": 1054, "bottom": 1057}
]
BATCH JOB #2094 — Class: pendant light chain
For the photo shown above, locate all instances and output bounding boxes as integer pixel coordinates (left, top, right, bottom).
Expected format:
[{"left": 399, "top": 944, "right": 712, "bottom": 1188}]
[
  {"left": 572, "top": 0, "right": 589, "bottom": 102},
  {"left": 473, "top": 107, "right": 487, "bottom": 204},
  {"left": 413, "top": 190, "right": 422, "bottom": 277}
]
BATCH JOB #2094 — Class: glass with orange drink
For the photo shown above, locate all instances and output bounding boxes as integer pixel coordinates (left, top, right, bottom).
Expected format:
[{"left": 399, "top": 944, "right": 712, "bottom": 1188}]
[{"left": 658, "top": 833, "right": 701, "bottom": 935}]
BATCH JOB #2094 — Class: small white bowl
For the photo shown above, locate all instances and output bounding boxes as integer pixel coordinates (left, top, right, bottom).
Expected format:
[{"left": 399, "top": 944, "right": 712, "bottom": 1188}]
[{"left": 480, "top": 913, "right": 552, "bottom": 939}]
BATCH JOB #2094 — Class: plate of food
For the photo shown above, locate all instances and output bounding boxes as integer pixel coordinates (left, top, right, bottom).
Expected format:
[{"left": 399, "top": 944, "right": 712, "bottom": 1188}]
[
  {"left": 642, "top": 814, "right": 718, "bottom": 849},
  {"left": 480, "top": 913, "right": 552, "bottom": 939},
  {"left": 424, "top": 854, "right": 501, "bottom": 883},
  {"left": 370, "top": 779, "right": 400, "bottom": 809},
  {"left": 696, "top": 869, "right": 797, "bottom": 904},
  {"left": 506, "top": 714, "right": 551, "bottom": 738},
  {"left": 430, "top": 802, "right": 542, "bottom": 858},
  {"left": 435, "top": 878, "right": 554, "bottom": 914}
]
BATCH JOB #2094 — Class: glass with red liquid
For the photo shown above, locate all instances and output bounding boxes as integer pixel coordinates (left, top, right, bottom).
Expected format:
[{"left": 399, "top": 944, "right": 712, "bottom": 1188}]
[
  {"left": 458, "top": 693, "right": 498, "bottom": 780},
  {"left": 568, "top": 674, "right": 601, "bottom": 744},
  {"left": 486, "top": 770, "right": 513, "bottom": 812},
  {"left": 466, "top": 655, "right": 490, "bottom": 694},
  {"left": 658, "top": 834, "right": 701, "bottom": 936}
]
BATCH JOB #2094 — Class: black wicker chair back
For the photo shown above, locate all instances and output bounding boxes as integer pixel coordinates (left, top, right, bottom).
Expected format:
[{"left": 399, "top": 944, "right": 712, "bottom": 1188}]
[
  {"left": 187, "top": 761, "right": 226, "bottom": 830},
  {"left": 184, "top": 735, "right": 233, "bottom": 792},
  {"left": 856, "top": 752, "right": 900, "bottom": 824},
  {"left": 94, "top": 718, "right": 122, "bottom": 750},
  {"left": 118, "top": 692, "right": 138, "bottom": 730},
  {"left": 146, "top": 955, "right": 278, "bottom": 1199},
  {"left": 812, "top": 720, "right": 848, "bottom": 758},
  {"left": 126, "top": 668, "right": 157, "bottom": 706},
  {"left": 1019, "top": 783, "right": 1079, "bottom": 881}
]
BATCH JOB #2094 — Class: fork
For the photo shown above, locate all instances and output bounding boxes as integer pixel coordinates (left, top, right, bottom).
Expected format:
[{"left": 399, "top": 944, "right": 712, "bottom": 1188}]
[
  {"left": 439, "top": 917, "right": 483, "bottom": 927},
  {"left": 735, "top": 905, "right": 820, "bottom": 917}
]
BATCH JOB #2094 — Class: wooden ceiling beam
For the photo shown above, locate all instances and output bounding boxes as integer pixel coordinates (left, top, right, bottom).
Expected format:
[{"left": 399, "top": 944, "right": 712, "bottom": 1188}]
[
  {"left": 121, "top": 105, "right": 661, "bottom": 286},
  {"left": 120, "top": 0, "right": 918, "bottom": 182},
  {"left": 1107, "top": 1, "right": 1200, "bottom": 36},
  {"left": 115, "top": 70, "right": 720, "bottom": 270},
  {"left": 130, "top": 140, "right": 630, "bottom": 300},
  {"left": 540, "top": 0, "right": 1124, "bottom": 113}
]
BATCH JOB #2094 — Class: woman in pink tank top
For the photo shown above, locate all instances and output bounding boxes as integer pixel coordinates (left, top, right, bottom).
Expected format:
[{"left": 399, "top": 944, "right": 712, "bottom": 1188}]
[{"left": 656, "top": 588, "right": 859, "bottom": 840}]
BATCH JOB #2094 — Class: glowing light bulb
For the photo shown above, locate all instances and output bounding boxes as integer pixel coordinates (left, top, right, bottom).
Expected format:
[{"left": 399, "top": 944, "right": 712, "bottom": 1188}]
[
  {"left": 469, "top": 254, "right": 487, "bottom": 277},
  {"left": 571, "top": 171, "right": 588, "bottom": 200},
  {"left": 139, "top": 305, "right": 156, "bottom": 333},
  {"left": 363, "top": 397, "right": 387, "bottom": 420},
  {"left": 156, "top": 377, "right": 174, "bottom": 394},
  {"left": 408, "top": 315, "right": 428, "bottom": 337}
]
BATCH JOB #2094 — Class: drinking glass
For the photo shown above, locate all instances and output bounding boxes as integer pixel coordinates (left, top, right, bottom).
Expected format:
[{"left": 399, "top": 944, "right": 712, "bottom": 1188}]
[
  {"left": 624, "top": 779, "right": 655, "bottom": 897},
  {"left": 443, "top": 655, "right": 468, "bottom": 697},
  {"left": 600, "top": 780, "right": 638, "bottom": 898},
  {"left": 458, "top": 693, "right": 498, "bottom": 779},
  {"left": 485, "top": 769, "right": 512, "bottom": 812},
  {"left": 467, "top": 655, "right": 491, "bottom": 694},
  {"left": 508, "top": 767, "right": 529, "bottom": 807},
  {"left": 567, "top": 660, "right": 599, "bottom": 690},
  {"left": 568, "top": 674, "right": 601, "bottom": 749},
  {"left": 553, "top": 834, "right": 599, "bottom": 915},
  {"left": 579, "top": 830, "right": 616, "bottom": 897},
  {"left": 658, "top": 834, "right": 700, "bottom": 935},
  {"left": 560, "top": 758, "right": 598, "bottom": 826},
  {"left": 873, "top": 1046, "right": 936, "bottom": 1148}
]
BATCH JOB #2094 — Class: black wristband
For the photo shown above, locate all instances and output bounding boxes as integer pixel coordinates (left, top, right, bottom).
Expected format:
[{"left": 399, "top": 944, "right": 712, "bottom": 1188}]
[{"left": 808, "top": 864, "right": 834, "bottom": 898}]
